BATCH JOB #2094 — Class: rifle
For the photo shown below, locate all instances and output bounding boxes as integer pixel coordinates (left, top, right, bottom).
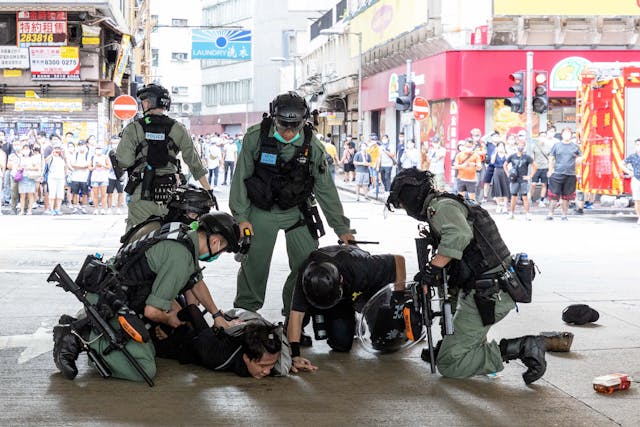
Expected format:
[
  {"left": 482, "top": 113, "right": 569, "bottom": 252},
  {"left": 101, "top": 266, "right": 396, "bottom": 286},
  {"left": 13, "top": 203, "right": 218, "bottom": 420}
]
[
  {"left": 47, "top": 264, "right": 155, "bottom": 387},
  {"left": 413, "top": 225, "right": 455, "bottom": 374}
]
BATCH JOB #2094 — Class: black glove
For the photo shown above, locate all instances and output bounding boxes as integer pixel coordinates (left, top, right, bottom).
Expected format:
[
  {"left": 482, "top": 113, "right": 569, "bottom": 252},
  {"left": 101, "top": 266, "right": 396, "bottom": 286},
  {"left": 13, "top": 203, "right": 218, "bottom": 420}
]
[{"left": 422, "top": 263, "right": 444, "bottom": 286}]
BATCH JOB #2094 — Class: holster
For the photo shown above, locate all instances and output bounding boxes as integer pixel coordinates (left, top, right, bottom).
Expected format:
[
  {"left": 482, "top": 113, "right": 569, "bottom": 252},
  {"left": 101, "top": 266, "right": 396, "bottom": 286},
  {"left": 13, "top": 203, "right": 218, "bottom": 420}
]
[
  {"left": 286, "top": 202, "right": 326, "bottom": 240},
  {"left": 473, "top": 278, "right": 500, "bottom": 326}
]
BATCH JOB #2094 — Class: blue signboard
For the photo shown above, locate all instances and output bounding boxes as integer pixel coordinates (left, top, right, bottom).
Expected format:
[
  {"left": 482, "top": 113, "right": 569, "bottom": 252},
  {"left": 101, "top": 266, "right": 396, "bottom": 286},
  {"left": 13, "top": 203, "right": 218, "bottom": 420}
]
[{"left": 191, "top": 29, "right": 252, "bottom": 60}]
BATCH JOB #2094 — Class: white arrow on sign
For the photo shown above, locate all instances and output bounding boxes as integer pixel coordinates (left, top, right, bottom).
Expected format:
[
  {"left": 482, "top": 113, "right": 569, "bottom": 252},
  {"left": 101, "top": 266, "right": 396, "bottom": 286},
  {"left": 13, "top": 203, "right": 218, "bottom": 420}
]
[{"left": 0, "top": 326, "right": 53, "bottom": 364}]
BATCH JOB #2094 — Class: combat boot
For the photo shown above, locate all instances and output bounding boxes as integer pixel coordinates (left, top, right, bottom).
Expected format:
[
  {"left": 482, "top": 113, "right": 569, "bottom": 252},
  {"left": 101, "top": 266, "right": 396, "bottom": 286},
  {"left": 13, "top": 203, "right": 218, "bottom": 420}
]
[
  {"left": 53, "top": 316, "right": 82, "bottom": 380},
  {"left": 500, "top": 335, "right": 547, "bottom": 384}
]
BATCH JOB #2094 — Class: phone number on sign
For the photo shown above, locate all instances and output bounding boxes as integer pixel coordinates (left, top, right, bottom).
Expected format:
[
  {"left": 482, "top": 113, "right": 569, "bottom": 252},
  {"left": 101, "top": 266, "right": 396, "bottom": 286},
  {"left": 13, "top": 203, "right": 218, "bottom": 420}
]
[
  {"left": 33, "top": 59, "right": 77, "bottom": 66},
  {"left": 19, "top": 33, "right": 58, "bottom": 43}
]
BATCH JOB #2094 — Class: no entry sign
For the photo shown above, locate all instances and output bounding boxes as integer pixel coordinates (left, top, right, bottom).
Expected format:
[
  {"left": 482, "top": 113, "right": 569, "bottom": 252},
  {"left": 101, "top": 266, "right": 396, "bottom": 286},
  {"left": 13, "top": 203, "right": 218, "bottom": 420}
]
[
  {"left": 113, "top": 95, "right": 138, "bottom": 120},
  {"left": 413, "top": 96, "right": 430, "bottom": 121}
]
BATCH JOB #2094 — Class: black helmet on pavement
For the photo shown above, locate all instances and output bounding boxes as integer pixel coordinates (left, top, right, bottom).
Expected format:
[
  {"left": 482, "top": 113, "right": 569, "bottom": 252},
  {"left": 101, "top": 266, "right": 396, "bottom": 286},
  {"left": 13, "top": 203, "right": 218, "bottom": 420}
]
[
  {"left": 386, "top": 167, "right": 435, "bottom": 221},
  {"left": 136, "top": 83, "right": 171, "bottom": 111},
  {"left": 301, "top": 261, "right": 342, "bottom": 310},
  {"left": 197, "top": 212, "right": 241, "bottom": 253},
  {"left": 166, "top": 185, "right": 217, "bottom": 224},
  {"left": 269, "top": 91, "right": 310, "bottom": 135}
]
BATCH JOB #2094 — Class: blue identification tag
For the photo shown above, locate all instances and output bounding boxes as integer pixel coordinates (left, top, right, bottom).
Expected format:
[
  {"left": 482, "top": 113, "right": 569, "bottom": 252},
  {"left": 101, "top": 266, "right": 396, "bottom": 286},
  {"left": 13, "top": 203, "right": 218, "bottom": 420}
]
[{"left": 260, "top": 153, "right": 277, "bottom": 165}]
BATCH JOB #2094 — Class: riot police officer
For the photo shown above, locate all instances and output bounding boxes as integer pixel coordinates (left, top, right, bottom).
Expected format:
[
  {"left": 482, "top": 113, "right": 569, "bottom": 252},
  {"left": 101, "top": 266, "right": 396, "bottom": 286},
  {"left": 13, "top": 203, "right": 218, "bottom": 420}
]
[
  {"left": 229, "top": 92, "right": 355, "bottom": 319},
  {"left": 386, "top": 168, "right": 547, "bottom": 384},
  {"left": 52, "top": 212, "right": 241, "bottom": 383},
  {"left": 286, "top": 245, "right": 407, "bottom": 373},
  {"left": 120, "top": 184, "right": 217, "bottom": 245},
  {"left": 115, "top": 83, "right": 212, "bottom": 231}
]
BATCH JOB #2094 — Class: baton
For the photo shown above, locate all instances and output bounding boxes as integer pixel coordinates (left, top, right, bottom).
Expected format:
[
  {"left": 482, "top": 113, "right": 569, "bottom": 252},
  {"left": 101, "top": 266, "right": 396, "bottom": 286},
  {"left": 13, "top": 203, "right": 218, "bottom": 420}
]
[{"left": 337, "top": 239, "right": 380, "bottom": 245}]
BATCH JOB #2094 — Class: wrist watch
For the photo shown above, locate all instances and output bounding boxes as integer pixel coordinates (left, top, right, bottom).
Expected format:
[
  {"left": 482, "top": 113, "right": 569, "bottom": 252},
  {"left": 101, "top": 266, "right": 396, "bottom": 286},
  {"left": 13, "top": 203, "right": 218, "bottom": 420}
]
[{"left": 212, "top": 310, "right": 223, "bottom": 319}]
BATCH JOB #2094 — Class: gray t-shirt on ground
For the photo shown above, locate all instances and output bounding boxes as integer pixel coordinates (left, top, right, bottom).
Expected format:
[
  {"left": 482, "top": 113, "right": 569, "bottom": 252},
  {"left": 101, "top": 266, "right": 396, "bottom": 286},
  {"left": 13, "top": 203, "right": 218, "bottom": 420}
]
[{"left": 550, "top": 142, "right": 582, "bottom": 175}]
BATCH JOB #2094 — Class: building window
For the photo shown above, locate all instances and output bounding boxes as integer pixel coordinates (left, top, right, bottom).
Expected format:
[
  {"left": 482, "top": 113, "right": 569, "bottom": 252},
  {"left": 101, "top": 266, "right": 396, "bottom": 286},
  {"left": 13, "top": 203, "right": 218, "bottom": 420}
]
[
  {"left": 151, "top": 49, "right": 159, "bottom": 67},
  {"left": 172, "top": 18, "right": 188, "bottom": 26},
  {"left": 171, "top": 86, "right": 189, "bottom": 96},
  {"left": 0, "top": 14, "right": 17, "bottom": 45},
  {"left": 171, "top": 52, "right": 189, "bottom": 61},
  {"left": 204, "top": 79, "right": 252, "bottom": 106},
  {"left": 203, "top": 0, "right": 250, "bottom": 26}
]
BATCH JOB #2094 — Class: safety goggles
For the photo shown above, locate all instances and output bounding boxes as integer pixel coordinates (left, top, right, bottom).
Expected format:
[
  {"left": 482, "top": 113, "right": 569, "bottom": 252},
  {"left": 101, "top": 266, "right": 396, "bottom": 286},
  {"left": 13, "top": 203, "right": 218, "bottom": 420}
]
[{"left": 274, "top": 117, "right": 304, "bottom": 135}]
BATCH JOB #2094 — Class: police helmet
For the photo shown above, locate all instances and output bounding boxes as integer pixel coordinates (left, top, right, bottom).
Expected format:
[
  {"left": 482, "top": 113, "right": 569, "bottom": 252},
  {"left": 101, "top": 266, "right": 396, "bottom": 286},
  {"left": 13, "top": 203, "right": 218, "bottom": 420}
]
[
  {"left": 168, "top": 186, "right": 216, "bottom": 218},
  {"left": 386, "top": 168, "right": 435, "bottom": 221},
  {"left": 301, "top": 261, "right": 342, "bottom": 310},
  {"left": 269, "top": 91, "right": 310, "bottom": 135},
  {"left": 136, "top": 83, "right": 171, "bottom": 111},
  {"left": 357, "top": 284, "right": 426, "bottom": 354},
  {"left": 197, "top": 212, "right": 241, "bottom": 253}
]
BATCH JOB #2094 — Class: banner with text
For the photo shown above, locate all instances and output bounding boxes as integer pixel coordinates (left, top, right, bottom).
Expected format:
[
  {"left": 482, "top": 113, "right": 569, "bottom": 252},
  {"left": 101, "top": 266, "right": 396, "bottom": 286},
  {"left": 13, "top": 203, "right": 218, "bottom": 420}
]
[
  {"left": 191, "top": 29, "right": 252, "bottom": 60},
  {"left": 17, "top": 11, "right": 68, "bottom": 48},
  {"left": 29, "top": 46, "right": 80, "bottom": 81}
]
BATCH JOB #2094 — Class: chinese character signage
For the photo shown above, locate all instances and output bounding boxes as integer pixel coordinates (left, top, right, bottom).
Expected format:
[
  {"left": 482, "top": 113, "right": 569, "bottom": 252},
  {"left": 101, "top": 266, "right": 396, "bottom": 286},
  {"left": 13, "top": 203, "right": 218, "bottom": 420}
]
[
  {"left": 17, "top": 11, "right": 68, "bottom": 48},
  {"left": 14, "top": 98, "right": 83, "bottom": 112},
  {"left": 191, "top": 29, "right": 251, "bottom": 60},
  {"left": 0, "top": 46, "right": 29, "bottom": 69},
  {"left": 113, "top": 34, "right": 131, "bottom": 86},
  {"left": 29, "top": 46, "right": 80, "bottom": 81}
]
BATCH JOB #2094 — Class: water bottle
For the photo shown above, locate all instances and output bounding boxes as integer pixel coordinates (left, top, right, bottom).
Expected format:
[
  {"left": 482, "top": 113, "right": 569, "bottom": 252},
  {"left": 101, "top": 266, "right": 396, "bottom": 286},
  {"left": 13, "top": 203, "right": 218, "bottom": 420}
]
[
  {"left": 312, "top": 314, "right": 327, "bottom": 340},
  {"left": 519, "top": 253, "right": 529, "bottom": 266}
]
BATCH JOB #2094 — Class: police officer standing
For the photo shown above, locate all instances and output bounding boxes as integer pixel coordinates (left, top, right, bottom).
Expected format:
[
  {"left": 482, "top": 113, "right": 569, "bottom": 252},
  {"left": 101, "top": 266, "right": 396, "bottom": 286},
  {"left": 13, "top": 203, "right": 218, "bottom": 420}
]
[
  {"left": 230, "top": 92, "right": 355, "bottom": 319},
  {"left": 52, "top": 213, "right": 241, "bottom": 383},
  {"left": 116, "top": 84, "right": 212, "bottom": 230},
  {"left": 386, "top": 168, "right": 547, "bottom": 384}
]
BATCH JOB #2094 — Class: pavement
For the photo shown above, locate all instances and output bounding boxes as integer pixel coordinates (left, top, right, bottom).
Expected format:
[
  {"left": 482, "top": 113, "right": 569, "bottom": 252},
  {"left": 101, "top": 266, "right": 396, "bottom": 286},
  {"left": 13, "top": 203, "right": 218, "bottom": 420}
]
[{"left": 0, "top": 177, "right": 639, "bottom": 426}]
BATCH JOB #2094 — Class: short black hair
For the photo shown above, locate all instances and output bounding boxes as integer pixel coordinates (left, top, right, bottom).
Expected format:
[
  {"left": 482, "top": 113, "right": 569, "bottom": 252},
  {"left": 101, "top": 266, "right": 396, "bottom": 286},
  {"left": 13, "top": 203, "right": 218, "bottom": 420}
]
[{"left": 242, "top": 323, "right": 281, "bottom": 361}]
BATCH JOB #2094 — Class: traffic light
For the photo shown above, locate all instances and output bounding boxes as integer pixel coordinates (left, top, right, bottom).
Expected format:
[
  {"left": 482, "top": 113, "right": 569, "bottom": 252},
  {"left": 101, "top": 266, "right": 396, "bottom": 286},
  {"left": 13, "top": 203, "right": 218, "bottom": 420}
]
[
  {"left": 395, "top": 74, "right": 415, "bottom": 111},
  {"left": 532, "top": 70, "right": 549, "bottom": 114},
  {"left": 504, "top": 71, "right": 525, "bottom": 114}
]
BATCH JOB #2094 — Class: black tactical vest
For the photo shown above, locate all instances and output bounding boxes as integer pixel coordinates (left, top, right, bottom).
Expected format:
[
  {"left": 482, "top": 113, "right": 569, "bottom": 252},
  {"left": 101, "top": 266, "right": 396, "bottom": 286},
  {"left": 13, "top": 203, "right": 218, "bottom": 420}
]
[
  {"left": 423, "top": 192, "right": 511, "bottom": 289},
  {"left": 244, "top": 118, "right": 315, "bottom": 210},
  {"left": 135, "top": 114, "right": 179, "bottom": 169},
  {"left": 112, "top": 222, "right": 200, "bottom": 312}
]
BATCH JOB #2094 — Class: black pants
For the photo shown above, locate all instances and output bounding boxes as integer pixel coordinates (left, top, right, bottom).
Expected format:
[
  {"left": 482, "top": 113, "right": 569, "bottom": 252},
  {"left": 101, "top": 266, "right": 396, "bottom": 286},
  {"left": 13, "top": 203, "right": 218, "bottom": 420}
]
[{"left": 314, "top": 299, "right": 356, "bottom": 352}]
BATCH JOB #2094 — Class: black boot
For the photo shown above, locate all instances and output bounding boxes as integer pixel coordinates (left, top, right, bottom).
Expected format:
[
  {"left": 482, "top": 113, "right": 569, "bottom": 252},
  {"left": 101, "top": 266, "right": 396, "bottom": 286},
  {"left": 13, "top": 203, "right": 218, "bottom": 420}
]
[
  {"left": 500, "top": 335, "right": 547, "bottom": 384},
  {"left": 53, "top": 319, "right": 82, "bottom": 380}
]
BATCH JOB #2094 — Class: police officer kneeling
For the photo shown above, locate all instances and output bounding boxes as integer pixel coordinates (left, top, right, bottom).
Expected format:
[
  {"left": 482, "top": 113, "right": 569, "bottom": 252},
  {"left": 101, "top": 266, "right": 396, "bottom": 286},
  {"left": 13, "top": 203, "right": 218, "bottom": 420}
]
[
  {"left": 386, "top": 168, "right": 546, "bottom": 384},
  {"left": 286, "top": 245, "right": 406, "bottom": 373},
  {"left": 52, "top": 212, "right": 240, "bottom": 383}
]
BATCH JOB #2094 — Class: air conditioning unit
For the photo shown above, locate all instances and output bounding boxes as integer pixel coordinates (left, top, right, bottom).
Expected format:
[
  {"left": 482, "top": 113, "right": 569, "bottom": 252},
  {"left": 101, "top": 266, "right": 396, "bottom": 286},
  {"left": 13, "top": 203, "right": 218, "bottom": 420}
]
[{"left": 181, "top": 103, "right": 193, "bottom": 114}]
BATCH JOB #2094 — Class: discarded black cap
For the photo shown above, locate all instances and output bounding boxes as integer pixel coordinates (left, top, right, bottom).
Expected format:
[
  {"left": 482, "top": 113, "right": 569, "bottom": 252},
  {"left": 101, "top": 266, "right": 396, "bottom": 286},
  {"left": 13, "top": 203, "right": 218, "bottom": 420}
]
[{"left": 562, "top": 304, "right": 599, "bottom": 325}]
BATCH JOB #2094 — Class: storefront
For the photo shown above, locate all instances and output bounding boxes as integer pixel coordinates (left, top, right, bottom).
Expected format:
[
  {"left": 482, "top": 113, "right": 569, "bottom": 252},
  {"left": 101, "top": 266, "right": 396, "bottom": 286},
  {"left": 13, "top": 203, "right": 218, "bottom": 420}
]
[{"left": 361, "top": 49, "right": 640, "bottom": 181}]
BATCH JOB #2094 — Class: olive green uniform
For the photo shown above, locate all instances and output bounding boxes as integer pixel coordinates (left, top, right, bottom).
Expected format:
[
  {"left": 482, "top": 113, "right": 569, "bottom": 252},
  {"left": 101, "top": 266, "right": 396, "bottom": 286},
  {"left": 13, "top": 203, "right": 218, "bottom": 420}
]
[
  {"left": 87, "top": 231, "right": 202, "bottom": 382},
  {"left": 426, "top": 197, "right": 516, "bottom": 378},
  {"left": 230, "top": 123, "right": 354, "bottom": 314},
  {"left": 116, "top": 117, "right": 207, "bottom": 230}
]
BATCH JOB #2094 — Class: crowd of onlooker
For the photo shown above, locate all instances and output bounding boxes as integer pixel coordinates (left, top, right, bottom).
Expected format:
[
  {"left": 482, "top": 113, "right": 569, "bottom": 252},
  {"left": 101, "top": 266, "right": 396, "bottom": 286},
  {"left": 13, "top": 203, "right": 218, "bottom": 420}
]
[
  {"left": 325, "top": 123, "right": 638, "bottom": 222},
  {"left": 188, "top": 132, "right": 242, "bottom": 189},
  {"left": 0, "top": 129, "right": 125, "bottom": 216}
]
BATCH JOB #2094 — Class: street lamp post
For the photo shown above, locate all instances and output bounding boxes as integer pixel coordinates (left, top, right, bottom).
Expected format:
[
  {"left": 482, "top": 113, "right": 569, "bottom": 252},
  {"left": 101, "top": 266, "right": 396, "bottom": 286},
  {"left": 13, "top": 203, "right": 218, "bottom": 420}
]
[{"left": 320, "top": 29, "right": 363, "bottom": 137}]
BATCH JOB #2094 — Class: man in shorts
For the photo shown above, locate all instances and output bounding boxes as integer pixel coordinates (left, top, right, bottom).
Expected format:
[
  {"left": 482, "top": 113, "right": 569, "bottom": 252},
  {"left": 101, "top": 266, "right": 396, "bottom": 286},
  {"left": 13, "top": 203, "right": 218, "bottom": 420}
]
[
  {"left": 505, "top": 138, "right": 536, "bottom": 220},
  {"left": 546, "top": 127, "right": 582, "bottom": 221},
  {"left": 353, "top": 143, "right": 371, "bottom": 201},
  {"left": 529, "top": 130, "right": 553, "bottom": 207},
  {"left": 453, "top": 139, "right": 481, "bottom": 200},
  {"left": 69, "top": 140, "right": 91, "bottom": 214}
]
